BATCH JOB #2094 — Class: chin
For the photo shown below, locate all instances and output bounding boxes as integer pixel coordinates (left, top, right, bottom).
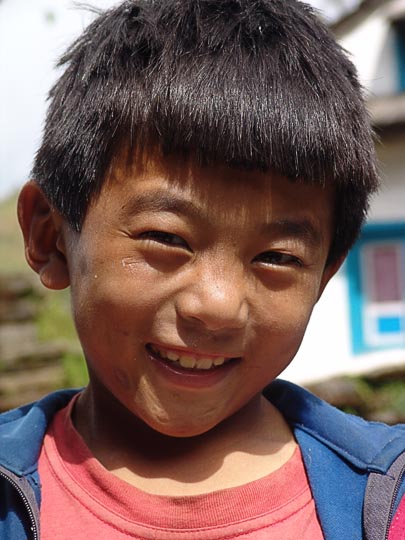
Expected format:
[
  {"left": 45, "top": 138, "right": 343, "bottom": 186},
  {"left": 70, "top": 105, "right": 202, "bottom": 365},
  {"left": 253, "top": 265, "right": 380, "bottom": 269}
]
[{"left": 145, "top": 413, "right": 222, "bottom": 439}]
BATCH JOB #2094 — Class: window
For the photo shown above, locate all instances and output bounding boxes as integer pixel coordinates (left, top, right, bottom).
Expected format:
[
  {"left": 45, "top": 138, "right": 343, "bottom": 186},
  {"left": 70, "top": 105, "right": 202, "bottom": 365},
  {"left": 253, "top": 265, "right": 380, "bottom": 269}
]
[{"left": 346, "top": 223, "right": 405, "bottom": 354}]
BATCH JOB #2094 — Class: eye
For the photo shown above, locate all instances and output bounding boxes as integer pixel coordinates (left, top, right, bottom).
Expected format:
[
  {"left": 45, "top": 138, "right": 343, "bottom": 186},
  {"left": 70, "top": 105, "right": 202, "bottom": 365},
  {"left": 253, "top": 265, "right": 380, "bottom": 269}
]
[
  {"left": 139, "top": 231, "right": 191, "bottom": 250},
  {"left": 253, "top": 251, "right": 303, "bottom": 267}
]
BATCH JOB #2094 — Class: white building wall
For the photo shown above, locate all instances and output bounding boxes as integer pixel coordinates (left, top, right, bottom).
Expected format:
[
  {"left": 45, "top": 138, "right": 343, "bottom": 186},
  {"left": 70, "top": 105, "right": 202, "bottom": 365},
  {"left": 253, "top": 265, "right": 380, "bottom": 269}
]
[
  {"left": 370, "top": 135, "right": 405, "bottom": 221},
  {"left": 371, "top": 28, "right": 399, "bottom": 96},
  {"left": 281, "top": 271, "right": 352, "bottom": 384},
  {"left": 338, "top": 5, "right": 400, "bottom": 96}
]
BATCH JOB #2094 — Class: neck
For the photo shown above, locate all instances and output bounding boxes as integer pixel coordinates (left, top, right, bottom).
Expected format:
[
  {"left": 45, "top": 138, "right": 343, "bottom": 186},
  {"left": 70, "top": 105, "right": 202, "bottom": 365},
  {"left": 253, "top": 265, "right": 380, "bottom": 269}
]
[{"left": 73, "top": 381, "right": 296, "bottom": 496}]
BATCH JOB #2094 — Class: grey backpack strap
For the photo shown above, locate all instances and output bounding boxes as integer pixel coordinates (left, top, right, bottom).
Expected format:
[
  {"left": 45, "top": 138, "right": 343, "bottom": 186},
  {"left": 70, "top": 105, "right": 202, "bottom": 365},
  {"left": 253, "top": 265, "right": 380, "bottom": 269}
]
[{"left": 363, "top": 451, "right": 405, "bottom": 540}]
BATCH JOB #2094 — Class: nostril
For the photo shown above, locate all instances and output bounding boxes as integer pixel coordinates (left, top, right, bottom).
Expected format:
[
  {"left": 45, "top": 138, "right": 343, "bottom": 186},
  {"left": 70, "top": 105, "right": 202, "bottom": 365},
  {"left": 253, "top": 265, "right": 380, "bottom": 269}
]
[{"left": 176, "top": 298, "right": 248, "bottom": 332}]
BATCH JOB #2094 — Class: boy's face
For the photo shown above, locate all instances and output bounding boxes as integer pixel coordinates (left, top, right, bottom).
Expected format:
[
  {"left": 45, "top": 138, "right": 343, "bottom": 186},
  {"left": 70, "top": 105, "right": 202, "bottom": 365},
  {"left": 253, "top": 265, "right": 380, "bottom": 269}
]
[{"left": 55, "top": 153, "right": 338, "bottom": 437}]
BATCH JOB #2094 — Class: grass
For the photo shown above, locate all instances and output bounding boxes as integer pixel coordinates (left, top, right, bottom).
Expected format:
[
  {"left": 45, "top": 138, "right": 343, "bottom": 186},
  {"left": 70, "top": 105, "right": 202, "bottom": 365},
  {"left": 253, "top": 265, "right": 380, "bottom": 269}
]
[
  {"left": 338, "top": 376, "right": 405, "bottom": 423},
  {"left": 0, "top": 192, "right": 27, "bottom": 273},
  {"left": 36, "top": 289, "right": 77, "bottom": 342},
  {"left": 36, "top": 289, "right": 89, "bottom": 387},
  {"left": 62, "top": 351, "right": 89, "bottom": 388}
]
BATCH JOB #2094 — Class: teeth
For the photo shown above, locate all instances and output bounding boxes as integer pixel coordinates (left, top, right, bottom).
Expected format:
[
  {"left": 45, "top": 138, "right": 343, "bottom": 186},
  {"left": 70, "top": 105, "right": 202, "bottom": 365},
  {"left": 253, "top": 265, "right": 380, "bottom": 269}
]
[
  {"left": 213, "top": 357, "right": 225, "bottom": 366},
  {"left": 152, "top": 345, "right": 227, "bottom": 370},
  {"left": 179, "top": 356, "right": 197, "bottom": 369},
  {"left": 198, "top": 358, "right": 214, "bottom": 370}
]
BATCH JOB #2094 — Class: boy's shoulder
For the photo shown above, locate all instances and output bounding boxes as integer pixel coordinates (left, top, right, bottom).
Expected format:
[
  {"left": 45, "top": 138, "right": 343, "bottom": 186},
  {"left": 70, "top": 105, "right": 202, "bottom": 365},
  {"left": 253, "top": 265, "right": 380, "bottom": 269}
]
[
  {"left": 267, "top": 380, "right": 405, "bottom": 540},
  {"left": 266, "top": 379, "right": 405, "bottom": 472},
  {"left": 0, "top": 389, "right": 78, "bottom": 475}
]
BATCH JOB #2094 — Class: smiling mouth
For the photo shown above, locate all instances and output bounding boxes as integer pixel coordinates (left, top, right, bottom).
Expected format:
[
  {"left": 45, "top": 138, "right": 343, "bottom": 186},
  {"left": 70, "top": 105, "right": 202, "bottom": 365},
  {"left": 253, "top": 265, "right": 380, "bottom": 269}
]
[{"left": 147, "top": 343, "right": 239, "bottom": 371}]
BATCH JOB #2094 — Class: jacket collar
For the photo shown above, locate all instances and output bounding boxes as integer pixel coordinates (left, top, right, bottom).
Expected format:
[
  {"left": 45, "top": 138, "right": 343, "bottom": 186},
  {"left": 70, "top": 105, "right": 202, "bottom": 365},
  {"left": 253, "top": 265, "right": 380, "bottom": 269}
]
[
  {"left": 0, "top": 389, "right": 78, "bottom": 476},
  {"left": 265, "top": 379, "right": 405, "bottom": 473}
]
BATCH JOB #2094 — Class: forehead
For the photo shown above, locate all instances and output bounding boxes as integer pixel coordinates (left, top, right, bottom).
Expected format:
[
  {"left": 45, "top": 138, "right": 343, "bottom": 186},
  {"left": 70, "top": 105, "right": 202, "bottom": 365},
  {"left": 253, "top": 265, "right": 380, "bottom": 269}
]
[
  {"left": 92, "top": 150, "right": 335, "bottom": 243},
  {"left": 106, "top": 150, "right": 333, "bottom": 206}
]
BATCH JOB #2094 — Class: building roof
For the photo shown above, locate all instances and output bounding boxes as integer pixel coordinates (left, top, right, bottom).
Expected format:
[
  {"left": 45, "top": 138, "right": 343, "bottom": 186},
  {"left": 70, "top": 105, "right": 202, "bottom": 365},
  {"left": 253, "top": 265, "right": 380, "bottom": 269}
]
[
  {"left": 332, "top": 0, "right": 405, "bottom": 33},
  {"left": 368, "top": 93, "right": 405, "bottom": 129},
  {"left": 330, "top": 0, "right": 405, "bottom": 128},
  {"left": 331, "top": 0, "right": 385, "bottom": 33}
]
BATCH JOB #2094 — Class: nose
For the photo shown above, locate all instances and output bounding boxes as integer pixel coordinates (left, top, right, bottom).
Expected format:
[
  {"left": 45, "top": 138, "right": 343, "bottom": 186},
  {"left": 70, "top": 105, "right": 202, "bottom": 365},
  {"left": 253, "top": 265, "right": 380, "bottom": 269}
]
[{"left": 175, "top": 263, "right": 249, "bottom": 332}]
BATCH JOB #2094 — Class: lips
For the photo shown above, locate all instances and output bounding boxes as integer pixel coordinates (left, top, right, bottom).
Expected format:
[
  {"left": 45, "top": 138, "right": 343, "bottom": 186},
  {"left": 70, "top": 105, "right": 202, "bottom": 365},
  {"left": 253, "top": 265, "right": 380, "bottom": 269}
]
[{"left": 147, "top": 343, "right": 238, "bottom": 371}]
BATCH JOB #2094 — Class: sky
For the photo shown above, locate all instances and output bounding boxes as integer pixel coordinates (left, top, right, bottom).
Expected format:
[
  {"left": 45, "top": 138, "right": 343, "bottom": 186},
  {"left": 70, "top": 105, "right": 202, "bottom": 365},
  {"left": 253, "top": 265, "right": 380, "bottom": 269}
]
[{"left": 0, "top": 0, "right": 361, "bottom": 200}]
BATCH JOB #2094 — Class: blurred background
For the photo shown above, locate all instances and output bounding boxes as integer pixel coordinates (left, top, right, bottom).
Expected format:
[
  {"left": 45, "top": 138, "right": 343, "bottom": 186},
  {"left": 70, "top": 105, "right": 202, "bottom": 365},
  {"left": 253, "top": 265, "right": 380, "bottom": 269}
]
[{"left": 0, "top": 0, "right": 404, "bottom": 420}]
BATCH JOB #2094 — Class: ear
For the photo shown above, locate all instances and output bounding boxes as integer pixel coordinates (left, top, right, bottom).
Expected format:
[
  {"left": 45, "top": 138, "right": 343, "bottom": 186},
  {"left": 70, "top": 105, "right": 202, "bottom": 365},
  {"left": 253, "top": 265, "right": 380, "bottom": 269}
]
[
  {"left": 17, "top": 181, "right": 70, "bottom": 290},
  {"left": 317, "top": 255, "right": 346, "bottom": 301}
]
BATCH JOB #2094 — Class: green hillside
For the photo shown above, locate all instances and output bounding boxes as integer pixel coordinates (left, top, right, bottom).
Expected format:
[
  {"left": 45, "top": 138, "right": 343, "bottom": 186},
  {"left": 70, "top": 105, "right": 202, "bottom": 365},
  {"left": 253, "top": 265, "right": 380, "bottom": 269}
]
[{"left": 0, "top": 192, "right": 27, "bottom": 273}]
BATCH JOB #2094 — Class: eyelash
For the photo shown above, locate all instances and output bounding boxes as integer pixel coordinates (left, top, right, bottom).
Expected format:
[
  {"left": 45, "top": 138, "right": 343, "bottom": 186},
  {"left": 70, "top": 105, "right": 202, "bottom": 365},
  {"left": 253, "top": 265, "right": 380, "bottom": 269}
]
[
  {"left": 253, "top": 251, "right": 303, "bottom": 267},
  {"left": 139, "top": 231, "right": 190, "bottom": 249}
]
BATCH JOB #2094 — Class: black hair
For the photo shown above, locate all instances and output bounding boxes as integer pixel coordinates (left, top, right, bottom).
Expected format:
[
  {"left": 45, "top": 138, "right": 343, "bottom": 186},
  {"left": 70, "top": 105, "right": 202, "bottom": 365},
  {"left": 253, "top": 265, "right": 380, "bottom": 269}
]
[{"left": 33, "top": 0, "right": 379, "bottom": 264}]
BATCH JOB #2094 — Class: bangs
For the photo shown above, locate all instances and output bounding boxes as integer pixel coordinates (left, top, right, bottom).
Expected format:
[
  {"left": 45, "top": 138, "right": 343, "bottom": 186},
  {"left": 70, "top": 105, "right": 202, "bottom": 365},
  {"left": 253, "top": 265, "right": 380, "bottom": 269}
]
[{"left": 130, "top": 50, "right": 373, "bottom": 185}]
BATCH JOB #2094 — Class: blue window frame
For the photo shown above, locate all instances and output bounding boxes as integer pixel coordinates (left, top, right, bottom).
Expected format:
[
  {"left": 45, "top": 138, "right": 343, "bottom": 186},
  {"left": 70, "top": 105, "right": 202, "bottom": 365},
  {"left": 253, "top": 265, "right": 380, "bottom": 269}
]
[
  {"left": 395, "top": 20, "right": 405, "bottom": 92},
  {"left": 346, "top": 222, "right": 405, "bottom": 354}
]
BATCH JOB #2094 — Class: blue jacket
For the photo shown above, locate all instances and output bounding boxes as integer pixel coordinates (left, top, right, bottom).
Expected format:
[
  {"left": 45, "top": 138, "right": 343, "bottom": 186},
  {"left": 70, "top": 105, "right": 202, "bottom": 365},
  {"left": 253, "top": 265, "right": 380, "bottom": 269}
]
[{"left": 1, "top": 380, "right": 404, "bottom": 540}]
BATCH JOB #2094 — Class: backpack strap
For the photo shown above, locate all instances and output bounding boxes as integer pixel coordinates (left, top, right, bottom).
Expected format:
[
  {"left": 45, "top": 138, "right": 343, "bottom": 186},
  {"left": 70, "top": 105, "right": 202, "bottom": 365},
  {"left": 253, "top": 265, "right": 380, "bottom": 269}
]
[{"left": 363, "top": 451, "right": 405, "bottom": 540}]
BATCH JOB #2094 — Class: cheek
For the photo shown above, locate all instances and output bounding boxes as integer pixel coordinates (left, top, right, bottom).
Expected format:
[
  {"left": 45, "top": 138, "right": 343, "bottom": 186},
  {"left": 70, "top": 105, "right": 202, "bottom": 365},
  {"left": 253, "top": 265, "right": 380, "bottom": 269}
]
[
  {"left": 69, "top": 251, "right": 177, "bottom": 366},
  {"left": 255, "top": 285, "right": 319, "bottom": 351},
  {"left": 72, "top": 248, "right": 159, "bottom": 306}
]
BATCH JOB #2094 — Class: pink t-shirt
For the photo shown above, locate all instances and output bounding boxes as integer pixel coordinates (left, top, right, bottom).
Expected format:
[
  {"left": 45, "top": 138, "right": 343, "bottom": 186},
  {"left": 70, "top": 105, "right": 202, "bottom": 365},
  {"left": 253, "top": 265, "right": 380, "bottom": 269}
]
[
  {"left": 389, "top": 496, "right": 405, "bottom": 540},
  {"left": 38, "top": 398, "right": 324, "bottom": 539}
]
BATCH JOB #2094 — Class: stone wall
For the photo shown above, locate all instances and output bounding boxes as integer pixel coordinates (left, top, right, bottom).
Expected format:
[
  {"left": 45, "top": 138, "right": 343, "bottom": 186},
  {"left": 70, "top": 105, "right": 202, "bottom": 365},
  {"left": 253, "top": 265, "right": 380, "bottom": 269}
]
[{"left": 0, "top": 274, "right": 68, "bottom": 411}]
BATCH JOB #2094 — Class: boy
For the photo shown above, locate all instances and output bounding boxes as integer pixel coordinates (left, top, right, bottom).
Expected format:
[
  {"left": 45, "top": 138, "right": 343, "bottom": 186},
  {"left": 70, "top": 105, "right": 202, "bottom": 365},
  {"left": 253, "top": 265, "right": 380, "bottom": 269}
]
[{"left": 2, "top": 0, "right": 405, "bottom": 538}]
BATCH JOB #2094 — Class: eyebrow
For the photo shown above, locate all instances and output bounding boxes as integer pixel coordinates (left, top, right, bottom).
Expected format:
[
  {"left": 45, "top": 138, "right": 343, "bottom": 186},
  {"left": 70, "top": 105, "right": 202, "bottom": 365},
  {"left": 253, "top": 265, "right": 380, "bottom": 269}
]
[{"left": 120, "top": 191, "right": 201, "bottom": 220}]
